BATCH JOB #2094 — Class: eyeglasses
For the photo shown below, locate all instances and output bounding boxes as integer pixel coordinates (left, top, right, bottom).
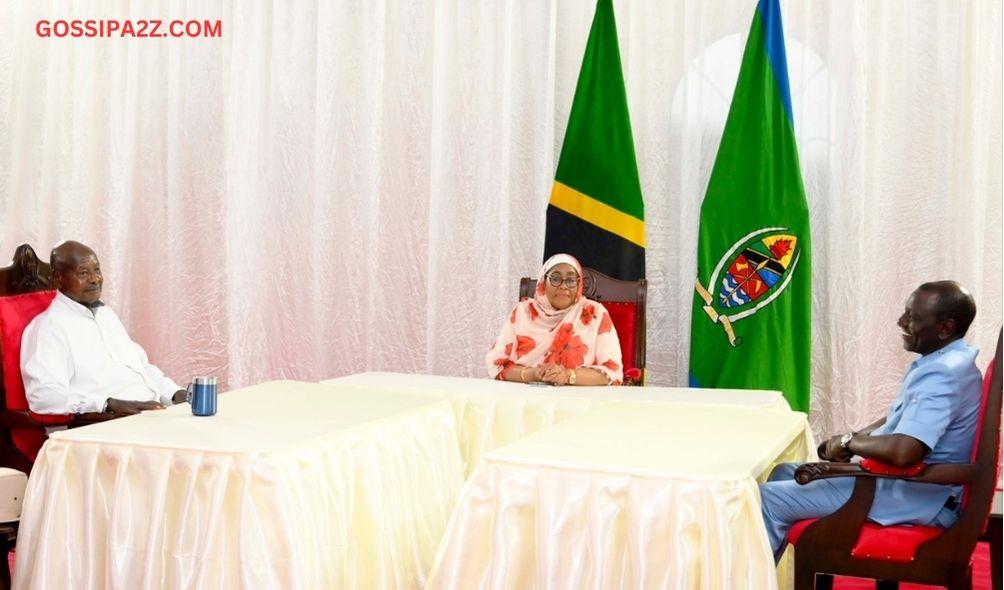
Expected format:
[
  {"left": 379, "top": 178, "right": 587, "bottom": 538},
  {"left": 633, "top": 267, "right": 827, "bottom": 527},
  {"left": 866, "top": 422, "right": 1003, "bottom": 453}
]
[{"left": 546, "top": 274, "right": 580, "bottom": 289}]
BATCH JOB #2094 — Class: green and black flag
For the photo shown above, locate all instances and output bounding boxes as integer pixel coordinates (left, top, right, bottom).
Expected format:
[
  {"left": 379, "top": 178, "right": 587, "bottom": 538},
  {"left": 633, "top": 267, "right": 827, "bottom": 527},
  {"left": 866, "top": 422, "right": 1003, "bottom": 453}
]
[
  {"left": 543, "top": 0, "right": 645, "bottom": 280},
  {"left": 688, "top": 0, "right": 812, "bottom": 412}
]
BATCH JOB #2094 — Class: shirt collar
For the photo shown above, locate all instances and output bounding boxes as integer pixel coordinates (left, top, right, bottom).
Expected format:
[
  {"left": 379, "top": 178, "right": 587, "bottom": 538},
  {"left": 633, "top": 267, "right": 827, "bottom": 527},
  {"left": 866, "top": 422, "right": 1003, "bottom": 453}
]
[
  {"left": 54, "top": 290, "right": 106, "bottom": 318},
  {"left": 912, "top": 337, "right": 969, "bottom": 369}
]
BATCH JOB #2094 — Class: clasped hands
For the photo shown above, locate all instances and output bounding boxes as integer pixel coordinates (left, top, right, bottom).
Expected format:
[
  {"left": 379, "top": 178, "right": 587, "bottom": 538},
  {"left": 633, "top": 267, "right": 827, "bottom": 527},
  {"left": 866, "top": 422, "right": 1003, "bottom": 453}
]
[
  {"left": 104, "top": 389, "right": 189, "bottom": 416},
  {"left": 525, "top": 363, "right": 574, "bottom": 386},
  {"left": 818, "top": 433, "right": 854, "bottom": 463}
]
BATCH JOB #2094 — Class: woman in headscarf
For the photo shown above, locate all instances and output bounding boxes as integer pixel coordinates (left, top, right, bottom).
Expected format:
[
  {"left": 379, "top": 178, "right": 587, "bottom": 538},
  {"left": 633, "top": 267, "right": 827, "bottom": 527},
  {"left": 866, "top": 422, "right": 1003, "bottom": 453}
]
[{"left": 486, "top": 254, "right": 623, "bottom": 385}]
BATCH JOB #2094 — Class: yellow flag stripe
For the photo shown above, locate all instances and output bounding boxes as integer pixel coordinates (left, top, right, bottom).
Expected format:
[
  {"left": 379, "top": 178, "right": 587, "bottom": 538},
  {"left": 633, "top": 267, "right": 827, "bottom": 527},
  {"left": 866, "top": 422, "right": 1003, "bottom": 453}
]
[{"left": 549, "top": 182, "right": 646, "bottom": 248}]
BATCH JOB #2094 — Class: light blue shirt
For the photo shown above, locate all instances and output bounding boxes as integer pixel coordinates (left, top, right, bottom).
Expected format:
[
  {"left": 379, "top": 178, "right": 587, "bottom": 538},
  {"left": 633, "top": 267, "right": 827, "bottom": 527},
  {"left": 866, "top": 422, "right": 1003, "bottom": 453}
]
[{"left": 868, "top": 338, "right": 982, "bottom": 526}]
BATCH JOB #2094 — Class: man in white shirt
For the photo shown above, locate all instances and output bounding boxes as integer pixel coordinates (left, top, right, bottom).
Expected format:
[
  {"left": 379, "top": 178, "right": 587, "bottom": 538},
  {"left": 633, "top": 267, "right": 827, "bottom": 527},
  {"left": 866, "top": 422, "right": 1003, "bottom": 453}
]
[{"left": 20, "top": 241, "right": 186, "bottom": 415}]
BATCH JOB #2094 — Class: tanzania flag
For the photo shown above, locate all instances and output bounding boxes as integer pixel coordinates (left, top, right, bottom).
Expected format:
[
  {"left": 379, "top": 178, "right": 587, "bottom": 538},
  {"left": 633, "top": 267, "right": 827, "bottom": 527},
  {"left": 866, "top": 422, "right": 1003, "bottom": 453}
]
[
  {"left": 543, "top": 0, "right": 644, "bottom": 280},
  {"left": 688, "top": 0, "right": 811, "bottom": 412}
]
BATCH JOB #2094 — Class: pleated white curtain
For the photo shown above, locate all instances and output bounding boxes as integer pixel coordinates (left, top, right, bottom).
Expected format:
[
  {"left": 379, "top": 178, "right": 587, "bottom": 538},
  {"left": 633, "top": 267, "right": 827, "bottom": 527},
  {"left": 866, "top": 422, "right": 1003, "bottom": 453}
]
[{"left": 0, "top": 0, "right": 1000, "bottom": 438}]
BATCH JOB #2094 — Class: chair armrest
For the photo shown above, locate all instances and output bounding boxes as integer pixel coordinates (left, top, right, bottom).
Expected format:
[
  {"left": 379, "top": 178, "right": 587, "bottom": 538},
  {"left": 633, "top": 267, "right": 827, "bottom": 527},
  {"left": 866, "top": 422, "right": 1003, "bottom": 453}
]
[
  {"left": 623, "top": 367, "right": 642, "bottom": 386},
  {"left": 0, "top": 409, "right": 72, "bottom": 429},
  {"left": 792, "top": 460, "right": 980, "bottom": 558},
  {"left": 795, "top": 461, "right": 978, "bottom": 486},
  {"left": 71, "top": 412, "right": 122, "bottom": 426},
  {"left": 0, "top": 409, "right": 120, "bottom": 429}
]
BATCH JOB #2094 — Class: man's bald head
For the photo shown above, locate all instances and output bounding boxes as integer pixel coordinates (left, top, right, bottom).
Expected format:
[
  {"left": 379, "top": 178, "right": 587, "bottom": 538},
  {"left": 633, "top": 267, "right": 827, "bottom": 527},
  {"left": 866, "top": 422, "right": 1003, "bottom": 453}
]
[
  {"left": 50, "top": 241, "right": 96, "bottom": 273},
  {"left": 916, "top": 280, "right": 977, "bottom": 337},
  {"left": 50, "top": 241, "right": 104, "bottom": 307}
]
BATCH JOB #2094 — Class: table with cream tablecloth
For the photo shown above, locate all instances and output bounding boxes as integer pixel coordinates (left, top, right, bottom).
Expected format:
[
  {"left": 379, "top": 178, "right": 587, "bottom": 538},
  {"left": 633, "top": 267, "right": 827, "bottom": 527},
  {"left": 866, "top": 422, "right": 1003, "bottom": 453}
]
[
  {"left": 13, "top": 380, "right": 464, "bottom": 590},
  {"left": 425, "top": 401, "right": 815, "bottom": 590},
  {"left": 322, "top": 372, "right": 791, "bottom": 477}
]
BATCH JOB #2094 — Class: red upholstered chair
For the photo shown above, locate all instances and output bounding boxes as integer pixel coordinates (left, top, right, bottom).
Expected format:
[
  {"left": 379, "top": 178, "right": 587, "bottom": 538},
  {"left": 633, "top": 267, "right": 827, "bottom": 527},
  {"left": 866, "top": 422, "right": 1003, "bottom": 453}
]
[
  {"left": 519, "top": 267, "right": 647, "bottom": 386},
  {"left": 787, "top": 328, "right": 1003, "bottom": 590},
  {"left": 0, "top": 244, "right": 64, "bottom": 472},
  {"left": 0, "top": 244, "right": 112, "bottom": 473}
]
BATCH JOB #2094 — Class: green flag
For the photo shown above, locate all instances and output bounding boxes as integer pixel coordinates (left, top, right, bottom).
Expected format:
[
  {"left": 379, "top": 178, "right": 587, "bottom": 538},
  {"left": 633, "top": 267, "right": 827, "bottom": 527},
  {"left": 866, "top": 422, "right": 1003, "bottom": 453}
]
[
  {"left": 688, "top": 0, "right": 811, "bottom": 412},
  {"left": 543, "top": 0, "right": 645, "bottom": 281}
]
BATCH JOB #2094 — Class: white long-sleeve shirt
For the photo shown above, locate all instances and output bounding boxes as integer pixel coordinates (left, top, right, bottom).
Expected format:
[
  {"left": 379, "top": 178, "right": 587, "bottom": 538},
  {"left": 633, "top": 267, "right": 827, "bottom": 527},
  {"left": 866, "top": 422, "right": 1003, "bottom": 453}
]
[{"left": 20, "top": 291, "right": 181, "bottom": 414}]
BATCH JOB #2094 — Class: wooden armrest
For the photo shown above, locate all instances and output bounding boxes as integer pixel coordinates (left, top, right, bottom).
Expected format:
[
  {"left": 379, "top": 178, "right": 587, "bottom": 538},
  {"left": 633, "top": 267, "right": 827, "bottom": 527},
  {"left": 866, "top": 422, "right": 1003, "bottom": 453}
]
[
  {"left": 0, "top": 409, "right": 121, "bottom": 429},
  {"left": 795, "top": 461, "right": 978, "bottom": 486},
  {"left": 0, "top": 410, "right": 70, "bottom": 429},
  {"left": 71, "top": 412, "right": 122, "bottom": 425}
]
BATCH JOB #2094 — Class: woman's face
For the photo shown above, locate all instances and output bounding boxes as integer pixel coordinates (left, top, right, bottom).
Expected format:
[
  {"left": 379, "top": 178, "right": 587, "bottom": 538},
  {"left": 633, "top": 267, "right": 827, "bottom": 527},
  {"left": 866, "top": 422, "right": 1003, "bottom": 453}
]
[{"left": 544, "top": 263, "right": 580, "bottom": 310}]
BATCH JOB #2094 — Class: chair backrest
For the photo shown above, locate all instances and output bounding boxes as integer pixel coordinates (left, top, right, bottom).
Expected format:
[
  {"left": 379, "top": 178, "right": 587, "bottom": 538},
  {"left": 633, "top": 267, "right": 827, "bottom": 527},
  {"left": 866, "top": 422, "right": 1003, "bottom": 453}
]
[
  {"left": 962, "top": 330, "right": 1003, "bottom": 506},
  {"left": 519, "top": 267, "right": 647, "bottom": 382},
  {"left": 0, "top": 245, "right": 56, "bottom": 408},
  {"left": 0, "top": 244, "right": 61, "bottom": 469},
  {"left": 920, "top": 328, "right": 1003, "bottom": 563}
]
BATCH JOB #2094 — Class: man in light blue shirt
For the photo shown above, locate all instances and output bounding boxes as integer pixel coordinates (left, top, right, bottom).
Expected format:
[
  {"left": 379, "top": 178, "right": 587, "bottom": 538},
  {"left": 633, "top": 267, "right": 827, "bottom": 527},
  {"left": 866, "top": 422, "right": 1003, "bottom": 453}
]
[{"left": 760, "top": 281, "right": 981, "bottom": 562}]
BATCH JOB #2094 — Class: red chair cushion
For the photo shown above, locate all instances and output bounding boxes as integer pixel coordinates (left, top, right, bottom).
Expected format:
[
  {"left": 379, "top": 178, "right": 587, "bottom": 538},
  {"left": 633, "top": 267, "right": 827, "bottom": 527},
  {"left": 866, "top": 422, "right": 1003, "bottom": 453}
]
[
  {"left": 860, "top": 458, "right": 925, "bottom": 477},
  {"left": 599, "top": 301, "right": 637, "bottom": 372},
  {"left": 0, "top": 291, "right": 56, "bottom": 411},
  {"left": 0, "top": 291, "right": 73, "bottom": 459},
  {"left": 789, "top": 519, "right": 944, "bottom": 562}
]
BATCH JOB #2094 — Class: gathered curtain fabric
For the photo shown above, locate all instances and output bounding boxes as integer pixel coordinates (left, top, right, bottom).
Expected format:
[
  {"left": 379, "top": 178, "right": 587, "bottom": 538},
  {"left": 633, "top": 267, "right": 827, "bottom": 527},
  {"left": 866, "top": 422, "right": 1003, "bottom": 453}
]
[{"left": 0, "top": 0, "right": 1000, "bottom": 439}]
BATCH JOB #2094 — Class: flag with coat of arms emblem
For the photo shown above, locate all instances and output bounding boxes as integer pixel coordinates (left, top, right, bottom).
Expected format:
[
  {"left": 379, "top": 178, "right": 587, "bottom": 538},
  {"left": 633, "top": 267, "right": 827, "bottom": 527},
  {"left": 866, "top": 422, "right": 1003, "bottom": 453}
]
[{"left": 688, "top": 0, "right": 811, "bottom": 412}]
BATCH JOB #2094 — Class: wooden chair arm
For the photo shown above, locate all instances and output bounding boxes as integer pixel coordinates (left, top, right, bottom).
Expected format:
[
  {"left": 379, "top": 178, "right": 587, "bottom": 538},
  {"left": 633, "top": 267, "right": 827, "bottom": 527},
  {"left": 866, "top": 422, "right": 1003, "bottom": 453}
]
[
  {"left": 0, "top": 410, "right": 68, "bottom": 429},
  {"left": 795, "top": 461, "right": 979, "bottom": 486},
  {"left": 0, "top": 409, "right": 120, "bottom": 429},
  {"left": 71, "top": 412, "right": 123, "bottom": 425}
]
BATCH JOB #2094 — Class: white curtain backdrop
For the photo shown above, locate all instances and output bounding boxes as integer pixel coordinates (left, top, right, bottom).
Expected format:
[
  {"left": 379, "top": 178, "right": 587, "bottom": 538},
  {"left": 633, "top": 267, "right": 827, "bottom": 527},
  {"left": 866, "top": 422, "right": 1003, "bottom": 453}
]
[{"left": 0, "top": 0, "right": 1000, "bottom": 438}]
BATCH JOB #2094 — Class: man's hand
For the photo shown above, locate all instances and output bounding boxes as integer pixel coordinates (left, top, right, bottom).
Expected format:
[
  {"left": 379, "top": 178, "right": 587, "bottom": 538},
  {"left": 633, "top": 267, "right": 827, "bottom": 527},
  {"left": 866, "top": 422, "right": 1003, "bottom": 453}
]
[
  {"left": 818, "top": 434, "right": 854, "bottom": 463},
  {"left": 105, "top": 399, "right": 164, "bottom": 415},
  {"left": 172, "top": 389, "right": 188, "bottom": 404}
]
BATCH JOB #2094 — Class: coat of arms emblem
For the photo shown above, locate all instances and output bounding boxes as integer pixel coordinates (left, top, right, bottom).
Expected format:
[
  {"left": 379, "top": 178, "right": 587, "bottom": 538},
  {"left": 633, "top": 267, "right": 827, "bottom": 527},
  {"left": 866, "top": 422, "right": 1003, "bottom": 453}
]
[{"left": 694, "top": 227, "right": 801, "bottom": 347}]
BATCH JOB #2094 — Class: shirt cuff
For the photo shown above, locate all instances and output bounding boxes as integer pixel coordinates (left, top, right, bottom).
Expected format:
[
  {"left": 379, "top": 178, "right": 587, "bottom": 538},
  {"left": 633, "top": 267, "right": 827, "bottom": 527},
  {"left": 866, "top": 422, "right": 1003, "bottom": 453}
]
[
  {"left": 159, "top": 380, "right": 184, "bottom": 406},
  {"left": 72, "top": 396, "right": 107, "bottom": 414}
]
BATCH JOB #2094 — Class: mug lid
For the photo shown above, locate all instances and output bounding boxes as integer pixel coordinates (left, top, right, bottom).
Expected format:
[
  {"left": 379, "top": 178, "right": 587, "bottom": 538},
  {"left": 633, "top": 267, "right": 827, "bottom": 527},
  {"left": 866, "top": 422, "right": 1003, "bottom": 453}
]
[{"left": 192, "top": 376, "right": 217, "bottom": 385}]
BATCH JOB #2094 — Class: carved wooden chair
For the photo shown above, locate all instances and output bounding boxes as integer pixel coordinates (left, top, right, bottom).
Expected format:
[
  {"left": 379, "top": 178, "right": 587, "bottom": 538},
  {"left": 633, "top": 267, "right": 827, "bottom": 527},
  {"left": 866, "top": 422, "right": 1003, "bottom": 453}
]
[
  {"left": 519, "top": 267, "right": 647, "bottom": 385},
  {"left": 787, "top": 328, "right": 1003, "bottom": 590},
  {"left": 0, "top": 244, "right": 111, "bottom": 474}
]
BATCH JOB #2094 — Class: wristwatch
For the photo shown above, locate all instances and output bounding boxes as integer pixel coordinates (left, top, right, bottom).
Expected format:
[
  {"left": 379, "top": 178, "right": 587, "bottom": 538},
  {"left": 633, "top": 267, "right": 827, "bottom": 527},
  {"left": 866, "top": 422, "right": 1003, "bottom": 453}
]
[
  {"left": 839, "top": 432, "right": 854, "bottom": 449},
  {"left": 567, "top": 369, "right": 577, "bottom": 385}
]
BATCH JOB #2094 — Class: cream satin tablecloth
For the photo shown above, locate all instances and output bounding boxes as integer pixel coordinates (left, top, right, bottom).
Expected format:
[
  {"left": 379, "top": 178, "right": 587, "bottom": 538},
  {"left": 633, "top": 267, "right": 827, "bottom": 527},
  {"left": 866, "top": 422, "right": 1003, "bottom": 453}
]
[
  {"left": 323, "top": 372, "right": 790, "bottom": 477},
  {"left": 13, "top": 381, "right": 464, "bottom": 590},
  {"left": 425, "top": 402, "right": 815, "bottom": 590}
]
